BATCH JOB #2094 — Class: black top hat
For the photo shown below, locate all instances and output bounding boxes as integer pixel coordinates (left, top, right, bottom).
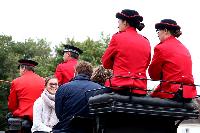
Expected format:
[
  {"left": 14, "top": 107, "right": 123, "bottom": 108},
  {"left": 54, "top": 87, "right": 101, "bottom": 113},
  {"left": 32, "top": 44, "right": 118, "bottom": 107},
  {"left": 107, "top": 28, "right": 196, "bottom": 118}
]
[
  {"left": 116, "top": 9, "right": 143, "bottom": 22},
  {"left": 63, "top": 45, "right": 83, "bottom": 55},
  {"left": 155, "top": 19, "right": 181, "bottom": 31},
  {"left": 18, "top": 59, "right": 38, "bottom": 67}
]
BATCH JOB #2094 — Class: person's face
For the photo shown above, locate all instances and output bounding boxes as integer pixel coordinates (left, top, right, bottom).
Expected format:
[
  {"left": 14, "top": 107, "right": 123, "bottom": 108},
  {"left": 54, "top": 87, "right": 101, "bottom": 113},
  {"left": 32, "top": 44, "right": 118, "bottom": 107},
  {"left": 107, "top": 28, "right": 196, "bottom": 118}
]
[
  {"left": 46, "top": 78, "right": 58, "bottom": 95},
  {"left": 157, "top": 29, "right": 168, "bottom": 42},
  {"left": 19, "top": 66, "right": 25, "bottom": 76},
  {"left": 63, "top": 52, "right": 70, "bottom": 61},
  {"left": 118, "top": 19, "right": 127, "bottom": 32}
]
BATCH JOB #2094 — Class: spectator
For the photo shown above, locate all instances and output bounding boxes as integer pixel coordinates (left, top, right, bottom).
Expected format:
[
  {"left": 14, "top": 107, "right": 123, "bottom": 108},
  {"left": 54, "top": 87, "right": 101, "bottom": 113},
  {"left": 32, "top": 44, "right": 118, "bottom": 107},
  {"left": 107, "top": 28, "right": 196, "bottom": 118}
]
[
  {"left": 53, "top": 61, "right": 103, "bottom": 133},
  {"left": 32, "top": 76, "right": 59, "bottom": 133},
  {"left": 91, "top": 65, "right": 112, "bottom": 85}
]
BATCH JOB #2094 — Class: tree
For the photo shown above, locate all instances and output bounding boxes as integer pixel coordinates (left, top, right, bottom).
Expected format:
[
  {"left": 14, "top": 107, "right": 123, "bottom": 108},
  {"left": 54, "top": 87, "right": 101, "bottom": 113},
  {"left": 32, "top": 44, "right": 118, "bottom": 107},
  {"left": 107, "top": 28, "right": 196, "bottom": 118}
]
[
  {"left": 55, "top": 33, "right": 110, "bottom": 66},
  {"left": 0, "top": 33, "right": 110, "bottom": 130},
  {"left": 9, "top": 38, "right": 55, "bottom": 78},
  {"left": 0, "top": 36, "right": 56, "bottom": 130},
  {"left": 0, "top": 35, "right": 15, "bottom": 80}
]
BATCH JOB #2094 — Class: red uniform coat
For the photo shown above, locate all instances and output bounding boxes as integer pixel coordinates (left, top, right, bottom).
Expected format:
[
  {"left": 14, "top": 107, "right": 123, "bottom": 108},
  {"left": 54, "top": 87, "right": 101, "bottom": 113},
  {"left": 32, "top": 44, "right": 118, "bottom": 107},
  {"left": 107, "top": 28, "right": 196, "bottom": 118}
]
[
  {"left": 148, "top": 36, "right": 196, "bottom": 99},
  {"left": 55, "top": 58, "right": 78, "bottom": 85},
  {"left": 102, "top": 27, "right": 151, "bottom": 94},
  {"left": 8, "top": 71, "right": 45, "bottom": 121}
]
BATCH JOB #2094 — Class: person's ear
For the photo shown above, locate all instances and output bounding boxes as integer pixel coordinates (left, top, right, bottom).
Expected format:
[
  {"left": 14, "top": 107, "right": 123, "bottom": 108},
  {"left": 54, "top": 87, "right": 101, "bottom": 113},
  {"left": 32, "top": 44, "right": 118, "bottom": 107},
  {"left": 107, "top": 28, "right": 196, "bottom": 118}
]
[
  {"left": 124, "top": 20, "right": 128, "bottom": 26},
  {"left": 22, "top": 67, "right": 26, "bottom": 72},
  {"left": 164, "top": 29, "right": 168, "bottom": 33}
]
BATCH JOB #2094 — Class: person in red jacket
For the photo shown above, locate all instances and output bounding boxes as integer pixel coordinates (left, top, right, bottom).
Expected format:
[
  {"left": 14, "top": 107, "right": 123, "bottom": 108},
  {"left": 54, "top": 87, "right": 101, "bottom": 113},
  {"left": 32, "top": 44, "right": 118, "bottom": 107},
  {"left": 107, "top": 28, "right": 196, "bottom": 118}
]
[
  {"left": 8, "top": 59, "right": 45, "bottom": 121},
  {"left": 102, "top": 9, "right": 151, "bottom": 95},
  {"left": 148, "top": 19, "right": 197, "bottom": 102},
  {"left": 55, "top": 45, "right": 83, "bottom": 86}
]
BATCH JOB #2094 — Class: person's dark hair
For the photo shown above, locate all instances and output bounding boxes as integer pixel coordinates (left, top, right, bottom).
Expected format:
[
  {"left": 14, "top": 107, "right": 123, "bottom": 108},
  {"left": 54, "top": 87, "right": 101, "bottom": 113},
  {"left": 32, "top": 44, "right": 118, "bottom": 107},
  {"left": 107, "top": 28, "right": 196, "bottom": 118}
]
[
  {"left": 116, "top": 9, "right": 145, "bottom": 31},
  {"left": 126, "top": 19, "right": 145, "bottom": 31},
  {"left": 169, "top": 29, "right": 182, "bottom": 38},
  {"left": 155, "top": 19, "right": 182, "bottom": 37},
  {"left": 20, "top": 65, "right": 34, "bottom": 72},
  {"left": 45, "top": 75, "right": 57, "bottom": 86},
  {"left": 75, "top": 61, "right": 93, "bottom": 78},
  {"left": 70, "top": 52, "right": 79, "bottom": 59},
  {"left": 91, "top": 65, "right": 112, "bottom": 85}
]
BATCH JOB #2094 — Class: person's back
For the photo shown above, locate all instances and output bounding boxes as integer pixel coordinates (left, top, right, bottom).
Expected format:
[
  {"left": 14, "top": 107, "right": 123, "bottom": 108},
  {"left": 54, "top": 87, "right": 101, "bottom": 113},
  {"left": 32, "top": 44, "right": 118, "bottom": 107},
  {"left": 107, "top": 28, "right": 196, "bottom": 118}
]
[
  {"left": 55, "top": 58, "right": 78, "bottom": 85},
  {"left": 53, "top": 61, "right": 102, "bottom": 133},
  {"left": 149, "top": 19, "right": 196, "bottom": 100},
  {"left": 55, "top": 44, "right": 83, "bottom": 85},
  {"left": 8, "top": 59, "right": 45, "bottom": 121},
  {"left": 154, "top": 37, "right": 193, "bottom": 82},
  {"left": 112, "top": 27, "right": 150, "bottom": 79},
  {"left": 102, "top": 9, "right": 151, "bottom": 95}
]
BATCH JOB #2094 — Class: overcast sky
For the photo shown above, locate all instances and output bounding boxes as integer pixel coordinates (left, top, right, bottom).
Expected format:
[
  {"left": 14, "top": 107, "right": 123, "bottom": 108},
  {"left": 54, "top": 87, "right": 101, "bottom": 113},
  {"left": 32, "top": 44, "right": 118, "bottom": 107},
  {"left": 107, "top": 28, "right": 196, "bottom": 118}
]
[{"left": 1, "top": 0, "right": 200, "bottom": 91}]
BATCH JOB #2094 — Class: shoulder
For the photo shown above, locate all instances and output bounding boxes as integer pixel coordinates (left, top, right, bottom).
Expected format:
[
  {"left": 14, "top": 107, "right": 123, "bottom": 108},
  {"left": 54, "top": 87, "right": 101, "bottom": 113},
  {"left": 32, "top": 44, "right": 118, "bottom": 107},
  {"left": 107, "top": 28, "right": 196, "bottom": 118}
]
[
  {"left": 154, "top": 42, "right": 165, "bottom": 49},
  {"left": 11, "top": 76, "right": 23, "bottom": 84},
  {"left": 111, "top": 31, "right": 125, "bottom": 38},
  {"left": 55, "top": 63, "right": 65, "bottom": 71},
  {"left": 56, "top": 84, "right": 69, "bottom": 95},
  {"left": 88, "top": 81, "right": 103, "bottom": 88},
  {"left": 34, "top": 97, "right": 43, "bottom": 107},
  {"left": 33, "top": 73, "right": 45, "bottom": 79},
  {"left": 57, "top": 62, "right": 64, "bottom": 67}
]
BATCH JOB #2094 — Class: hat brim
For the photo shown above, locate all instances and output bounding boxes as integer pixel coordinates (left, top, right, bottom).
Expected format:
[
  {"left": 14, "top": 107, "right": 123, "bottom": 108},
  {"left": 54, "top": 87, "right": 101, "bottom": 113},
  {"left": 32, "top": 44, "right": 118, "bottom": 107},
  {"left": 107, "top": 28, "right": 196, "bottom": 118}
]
[
  {"left": 116, "top": 13, "right": 143, "bottom": 22},
  {"left": 18, "top": 59, "right": 38, "bottom": 67},
  {"left": 63, "top": 45, "right": 83, "bottom": 55},
  {"left": 155, "top": 23, "right": 180, "bottom": 30}
]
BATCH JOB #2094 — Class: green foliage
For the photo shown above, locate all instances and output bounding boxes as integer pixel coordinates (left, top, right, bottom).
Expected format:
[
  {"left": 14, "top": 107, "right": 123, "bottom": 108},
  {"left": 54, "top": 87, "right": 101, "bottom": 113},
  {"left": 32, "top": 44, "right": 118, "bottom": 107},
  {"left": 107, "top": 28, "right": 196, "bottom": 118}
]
[
  {"left": 0, "top": 35, "right": 57, "bottom": 130},
  {"left": 0, "top": 35, "right": 15, "bottom": 80},
  {"left": 78, "top": 37, "right": 107, "bottom": 65},
  {"left": 56, "top": 33, "right": 110, "bottom": 66},
  {"left": 0, "top": 82, "right": 10, "bottom": 130},
  {"left": 0, "top": 33, "right": 110, "bottom": 130}
]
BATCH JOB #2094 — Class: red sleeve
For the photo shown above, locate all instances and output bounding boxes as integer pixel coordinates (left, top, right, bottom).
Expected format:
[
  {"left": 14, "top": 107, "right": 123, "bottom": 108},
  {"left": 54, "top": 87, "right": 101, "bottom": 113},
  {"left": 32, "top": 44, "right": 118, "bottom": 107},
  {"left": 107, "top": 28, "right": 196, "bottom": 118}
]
[
  {"left": 8, "top": 81, "right": 18, "bottom": 112},
  {"left": 148, "top": 47, "right": 163, "bottom": 80},
  {"left": 101, "top": 35, "right": 117, "bottom": 69},
  {"left": 147, "top": 48, "right": 151, "bottom": 69},
  {"left": 55, "top": 64, "right": 63, "bottom": 85}
]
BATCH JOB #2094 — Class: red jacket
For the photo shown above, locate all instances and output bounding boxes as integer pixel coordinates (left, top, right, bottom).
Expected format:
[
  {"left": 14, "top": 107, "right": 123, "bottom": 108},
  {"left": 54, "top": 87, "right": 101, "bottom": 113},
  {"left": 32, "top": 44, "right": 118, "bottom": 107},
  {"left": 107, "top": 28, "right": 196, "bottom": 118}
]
[
  {"left": 55, "top": 58, "right": 78, "bottom": 85},
  {"left": 8, "top": 71, "right": 45, "bottom": 121},
  {"left": 149, "top": 36, "right": 196, "bottom": 99},
  {"left": 102, "top": 27, "right": 151, "bottom": 94}
]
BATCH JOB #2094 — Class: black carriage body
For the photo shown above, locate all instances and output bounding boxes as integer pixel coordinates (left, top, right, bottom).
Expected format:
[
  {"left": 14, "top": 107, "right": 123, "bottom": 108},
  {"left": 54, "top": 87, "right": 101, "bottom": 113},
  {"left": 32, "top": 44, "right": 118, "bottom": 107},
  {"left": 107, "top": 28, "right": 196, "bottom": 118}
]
[{"left": 88, "top": 93, "right": 199, "bottom": 133}]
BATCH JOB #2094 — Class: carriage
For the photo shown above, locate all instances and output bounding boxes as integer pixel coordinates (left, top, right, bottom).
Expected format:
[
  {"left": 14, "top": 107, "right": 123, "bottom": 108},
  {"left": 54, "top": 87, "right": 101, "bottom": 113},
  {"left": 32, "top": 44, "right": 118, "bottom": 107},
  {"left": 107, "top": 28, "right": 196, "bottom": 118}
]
[
  {"left": 6, "top": 82, "right": 200, "bottom": 133},
  {"left": 88, "top": 92, "right": 199, "bottom": 133}
]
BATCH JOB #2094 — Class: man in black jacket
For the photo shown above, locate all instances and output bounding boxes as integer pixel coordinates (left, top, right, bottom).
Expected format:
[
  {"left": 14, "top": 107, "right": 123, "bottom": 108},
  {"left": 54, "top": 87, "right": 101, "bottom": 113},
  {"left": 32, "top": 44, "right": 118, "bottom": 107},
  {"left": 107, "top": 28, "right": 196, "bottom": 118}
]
[{"left": 53, "top": 61, "right": 103, "bottom": 133}]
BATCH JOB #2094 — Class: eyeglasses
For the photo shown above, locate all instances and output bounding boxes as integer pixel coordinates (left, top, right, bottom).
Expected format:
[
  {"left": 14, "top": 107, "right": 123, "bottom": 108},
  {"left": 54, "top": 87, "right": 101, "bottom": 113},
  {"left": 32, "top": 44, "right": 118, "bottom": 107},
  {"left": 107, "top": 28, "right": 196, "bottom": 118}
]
[{"left": 49, "top": 83, "right": 58, "bottom": 86}]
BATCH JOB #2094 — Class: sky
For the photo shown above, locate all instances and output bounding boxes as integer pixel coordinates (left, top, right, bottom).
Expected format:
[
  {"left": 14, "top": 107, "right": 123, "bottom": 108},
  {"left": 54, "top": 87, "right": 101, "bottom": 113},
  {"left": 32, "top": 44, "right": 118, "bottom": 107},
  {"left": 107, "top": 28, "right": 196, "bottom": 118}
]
[{"left": 1, "top": 0, "right": 200, "bottom": 91}]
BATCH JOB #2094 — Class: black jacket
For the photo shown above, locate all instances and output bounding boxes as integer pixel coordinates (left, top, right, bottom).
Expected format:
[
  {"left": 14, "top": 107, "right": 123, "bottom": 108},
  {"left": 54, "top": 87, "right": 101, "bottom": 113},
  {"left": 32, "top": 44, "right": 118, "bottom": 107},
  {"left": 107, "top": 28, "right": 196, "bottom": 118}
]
[{"left": 53, "top": 74, "right": 103, "bottom": 133}]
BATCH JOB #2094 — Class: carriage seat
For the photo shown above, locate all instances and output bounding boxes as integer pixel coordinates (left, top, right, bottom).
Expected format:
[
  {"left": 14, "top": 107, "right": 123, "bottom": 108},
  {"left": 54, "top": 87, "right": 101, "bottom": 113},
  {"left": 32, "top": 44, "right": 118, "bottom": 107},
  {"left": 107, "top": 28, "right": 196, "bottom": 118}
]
[{"left": 89, "top": 93, "right": 199, "bottom": 120}]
